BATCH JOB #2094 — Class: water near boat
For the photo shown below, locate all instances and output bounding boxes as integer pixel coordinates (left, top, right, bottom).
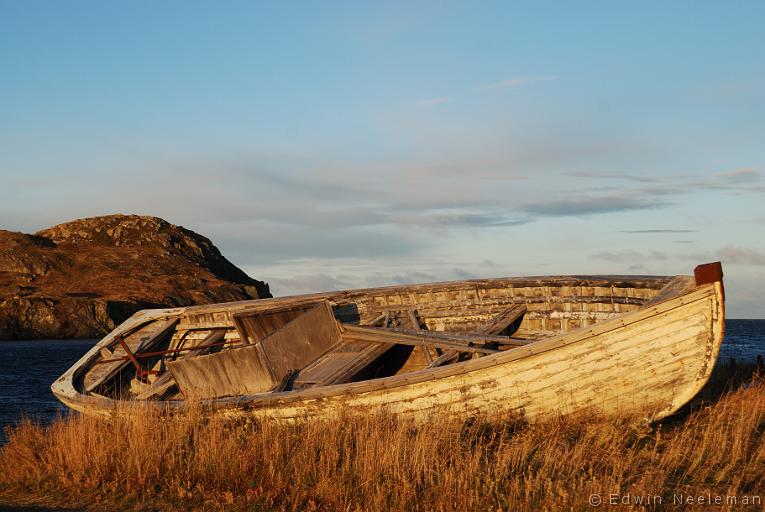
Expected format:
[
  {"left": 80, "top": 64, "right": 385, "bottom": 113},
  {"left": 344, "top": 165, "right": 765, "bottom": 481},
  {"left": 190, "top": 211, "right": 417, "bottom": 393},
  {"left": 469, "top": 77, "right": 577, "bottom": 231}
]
[
  {"left": 1, "top": 320, "right": 763, "bottom": 439},
  {"left": 1, "top": 339, "right": 95, "bottom": 441},
  {"left": 720, "top": 319, "right": 765, "bottom": 361}
]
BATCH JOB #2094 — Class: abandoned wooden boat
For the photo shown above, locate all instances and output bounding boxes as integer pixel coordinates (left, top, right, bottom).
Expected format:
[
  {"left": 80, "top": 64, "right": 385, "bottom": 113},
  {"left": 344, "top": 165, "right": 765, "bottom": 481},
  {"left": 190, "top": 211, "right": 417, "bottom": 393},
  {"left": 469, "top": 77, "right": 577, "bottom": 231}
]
[{"left": 51, "top": 262, "right": 725, "bottom": 423}]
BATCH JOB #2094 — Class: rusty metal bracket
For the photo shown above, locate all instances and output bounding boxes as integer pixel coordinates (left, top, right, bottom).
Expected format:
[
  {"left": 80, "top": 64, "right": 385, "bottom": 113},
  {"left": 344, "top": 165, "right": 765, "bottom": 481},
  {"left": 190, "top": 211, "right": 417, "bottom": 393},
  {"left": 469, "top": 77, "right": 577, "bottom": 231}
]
[{"left": 116, "top": 335, "right": 159, "bottom": 379}]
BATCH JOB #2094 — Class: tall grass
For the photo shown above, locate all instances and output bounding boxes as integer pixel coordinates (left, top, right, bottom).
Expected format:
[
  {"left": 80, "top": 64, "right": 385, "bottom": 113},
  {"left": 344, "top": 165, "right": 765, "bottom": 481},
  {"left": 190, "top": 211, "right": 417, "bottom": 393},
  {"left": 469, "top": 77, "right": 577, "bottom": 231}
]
[{"left": 1, "top": 363, "right": 763, "bottom": 511}]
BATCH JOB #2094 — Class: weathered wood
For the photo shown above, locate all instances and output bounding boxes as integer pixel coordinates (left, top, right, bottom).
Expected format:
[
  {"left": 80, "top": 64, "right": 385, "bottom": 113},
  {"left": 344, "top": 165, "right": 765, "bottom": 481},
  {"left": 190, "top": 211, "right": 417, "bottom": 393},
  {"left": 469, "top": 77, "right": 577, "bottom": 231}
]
[
  {"left": 644, "top": 275, "right": 696, "bottom": 306},
  {"left": 368, "top": 295, "right": 644, "bottom": 315},
  {"left": 375, "top": 327, "right": 532, "bottom": 347},
  {"left": 170, "top": 302, "right": 344, "bottom": 399},
  {"left": 406, "top": 309, "right": 434, "bottom": 364},
  {"left": 406, "top": 310, "right": 422, "bottom": 329},
  {"left": 429, "top": 304, "right": 528, "bottom": 368},
  {"left": 134, "top": 372, "right": 176, "bottom": 400},
  {"left": 362, "top": 314, "right": 387, "bottom": 327},
  {"left": 136, "top": 330, "right": 226, "bottom": 400},
  {"left": 291, "top": 309, "right": 416, "bottom": 389},
  {"left": 177, "top": 320, "right": 236, "bottom": 331},
  {"left": 510, "top": 329, "right": 558, "bottom": 341},
  {"left": 169, "top": 342, "right": 276, "bottom": 398},
  {"left": 232, "top": 303, "right": 319, "bottom": 345},
  {"left": 293, "top": 339, "right": 392, "bottom": 389},
  {"left": 84, "top": 318, "right": 179, "bottom": 393},
  {"left": 474, "top": 304, "right": 527, "bottom": 336},
  {"left": 273, "top": 369, "right": 300, "bottom": 392},
  {"left": 259, "top": 301, "right": 344, "bottom": 380},
  {"left": 427, "top": 351, "right": 459, "bottom": 368},
  {"left": 341, "top": 325, "right": 501, "bottom": 354}
]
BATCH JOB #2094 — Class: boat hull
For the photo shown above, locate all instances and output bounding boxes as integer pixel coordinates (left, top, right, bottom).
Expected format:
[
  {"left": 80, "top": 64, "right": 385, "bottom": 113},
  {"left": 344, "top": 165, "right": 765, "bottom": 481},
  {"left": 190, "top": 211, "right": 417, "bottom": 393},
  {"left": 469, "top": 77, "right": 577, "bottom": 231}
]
[{"left": 52, "top": 275, "right": 724, "bottom": 423}]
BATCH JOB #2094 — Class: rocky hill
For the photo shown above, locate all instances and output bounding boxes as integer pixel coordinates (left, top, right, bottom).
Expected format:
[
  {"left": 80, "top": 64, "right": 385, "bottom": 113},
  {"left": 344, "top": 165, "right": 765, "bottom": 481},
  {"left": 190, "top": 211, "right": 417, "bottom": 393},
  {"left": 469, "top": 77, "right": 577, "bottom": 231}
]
[{"left": 0, "top": 215, "right": 270, "bottom": 339}]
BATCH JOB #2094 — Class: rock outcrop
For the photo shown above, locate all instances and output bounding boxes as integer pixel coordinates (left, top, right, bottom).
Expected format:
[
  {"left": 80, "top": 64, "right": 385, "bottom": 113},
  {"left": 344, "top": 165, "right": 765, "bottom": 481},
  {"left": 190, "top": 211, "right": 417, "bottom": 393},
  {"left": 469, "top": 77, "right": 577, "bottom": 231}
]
[{"left": 0, "top": 215, "right": 270, "bottom": 339}]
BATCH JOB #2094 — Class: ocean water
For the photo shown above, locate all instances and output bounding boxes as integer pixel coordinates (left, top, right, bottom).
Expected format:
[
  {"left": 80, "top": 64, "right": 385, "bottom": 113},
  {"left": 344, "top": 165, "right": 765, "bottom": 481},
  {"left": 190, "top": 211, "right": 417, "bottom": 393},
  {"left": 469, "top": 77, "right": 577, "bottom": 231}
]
[
  {"left": 1, "top": 339, "right": 96, "bottom": 440},
  {"left": 1, "top": 320, "right": 764, "bottom": 438}
]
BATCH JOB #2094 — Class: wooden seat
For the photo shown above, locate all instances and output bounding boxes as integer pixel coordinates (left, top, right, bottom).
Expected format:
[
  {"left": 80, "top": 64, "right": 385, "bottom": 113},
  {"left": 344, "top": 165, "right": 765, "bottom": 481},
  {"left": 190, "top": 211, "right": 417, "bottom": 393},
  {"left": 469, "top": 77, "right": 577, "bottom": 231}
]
[
  {"left": 292, "top": 339, "right": 391, "bottom": 389},
  {"left": 169, "top": 302, "right": 343, "bottom": 399}
]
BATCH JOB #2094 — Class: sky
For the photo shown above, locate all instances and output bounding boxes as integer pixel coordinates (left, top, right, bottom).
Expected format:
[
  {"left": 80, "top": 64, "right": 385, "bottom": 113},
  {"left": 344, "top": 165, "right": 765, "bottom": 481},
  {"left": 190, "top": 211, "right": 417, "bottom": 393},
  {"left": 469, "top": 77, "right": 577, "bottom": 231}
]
[{"left": 1, "top": 1, "right": 763, "bottom": 317}]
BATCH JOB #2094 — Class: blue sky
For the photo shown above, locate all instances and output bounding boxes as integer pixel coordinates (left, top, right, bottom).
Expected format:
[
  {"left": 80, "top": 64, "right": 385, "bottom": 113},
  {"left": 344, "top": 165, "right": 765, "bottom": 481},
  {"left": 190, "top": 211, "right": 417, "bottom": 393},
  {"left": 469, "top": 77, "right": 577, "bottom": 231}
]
[{"left": 1, "top": 1, "right": 763, "bottom": 316}]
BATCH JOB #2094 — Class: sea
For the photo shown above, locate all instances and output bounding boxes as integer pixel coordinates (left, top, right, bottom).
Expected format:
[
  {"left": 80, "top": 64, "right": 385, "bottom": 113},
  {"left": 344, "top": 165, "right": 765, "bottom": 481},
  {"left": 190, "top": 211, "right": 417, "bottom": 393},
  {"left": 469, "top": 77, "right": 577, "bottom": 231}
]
[{"left": 1, "top": 320, "right": 764, "bottom": 440}]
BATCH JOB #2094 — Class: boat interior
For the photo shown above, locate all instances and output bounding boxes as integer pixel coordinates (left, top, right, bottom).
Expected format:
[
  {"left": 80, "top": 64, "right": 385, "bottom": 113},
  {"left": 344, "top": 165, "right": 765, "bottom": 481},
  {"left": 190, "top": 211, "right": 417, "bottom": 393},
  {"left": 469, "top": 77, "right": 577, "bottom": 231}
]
[{"left": 78, "top": 274, "right": 697, "bottom": 402}]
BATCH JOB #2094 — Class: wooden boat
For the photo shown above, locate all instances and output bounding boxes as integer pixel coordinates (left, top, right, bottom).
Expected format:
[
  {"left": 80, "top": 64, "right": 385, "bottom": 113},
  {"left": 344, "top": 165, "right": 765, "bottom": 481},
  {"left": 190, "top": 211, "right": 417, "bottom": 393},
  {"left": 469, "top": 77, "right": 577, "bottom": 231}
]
[{"left": 51, "top": 262, "right": 725, "bottom": 423}]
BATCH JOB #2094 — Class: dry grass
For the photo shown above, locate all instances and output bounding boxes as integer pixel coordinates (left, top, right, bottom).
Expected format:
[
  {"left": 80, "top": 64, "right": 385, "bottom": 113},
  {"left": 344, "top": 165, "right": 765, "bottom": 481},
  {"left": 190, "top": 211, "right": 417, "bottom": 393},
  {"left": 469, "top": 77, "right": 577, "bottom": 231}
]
[{"left": 1, "top": 363, "right": 763, "bottom": 511}]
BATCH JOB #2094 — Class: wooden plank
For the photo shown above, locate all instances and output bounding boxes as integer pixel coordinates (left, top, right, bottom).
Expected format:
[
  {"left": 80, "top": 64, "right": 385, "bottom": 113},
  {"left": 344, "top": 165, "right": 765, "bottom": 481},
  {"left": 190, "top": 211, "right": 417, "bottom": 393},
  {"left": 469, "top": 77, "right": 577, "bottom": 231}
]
[
  {"left": 293, "top": 340, "right": 392, "bottom": 389},
  {"left": 341, "top": 325, "right": 501, "bottom": 354},
  {"left": 427, "top": 305, "right": 526, "bottom": 369},
  {"left": 259, "top": 301, "right": 344, "bottom": 380},
  {"left": 169, "top": 342, "right": 276, "bottom": 399},
  {"left": 644, "top": 275, "right": 696, "bottom": 306},
  {"left": 427, "top": 351, "right": 459, "bottom": 368},
  {"left": 291, "top": 309, "right": 415, "bottom": 389},
  {"left": 511, "top": 329, "right": 558, "bottom": 341},
  {"left": 375, "top": 327, "right": 532, "bottom": 347},
  {"left": 407, "top": 309, "right": 433, "bottom": 365},
  {"left": 177, "top": 320, "right": 235, "bottom": 330},
  {"left": 84, "top": 318, "right": 178, "bottom": 393},
  {"left": 406, "top": 310, "right": 422, "bottom": 329},
  {"left": 473, "top": 304, "right": 527, "bottom": 336},
  {"left": 135, "top": 330, "right": 226, "bottom": 400},
  {"left": 232, "top": 303, "right": 318, "bottom": 344}
]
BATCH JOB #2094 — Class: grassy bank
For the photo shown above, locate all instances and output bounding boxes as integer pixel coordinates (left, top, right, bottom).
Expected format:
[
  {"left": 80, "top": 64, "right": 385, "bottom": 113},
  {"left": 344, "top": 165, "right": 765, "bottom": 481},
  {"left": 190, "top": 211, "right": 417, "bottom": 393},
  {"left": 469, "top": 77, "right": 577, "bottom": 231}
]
[{"left": 1, "top": 363, "right": 763, "bottom": 511}]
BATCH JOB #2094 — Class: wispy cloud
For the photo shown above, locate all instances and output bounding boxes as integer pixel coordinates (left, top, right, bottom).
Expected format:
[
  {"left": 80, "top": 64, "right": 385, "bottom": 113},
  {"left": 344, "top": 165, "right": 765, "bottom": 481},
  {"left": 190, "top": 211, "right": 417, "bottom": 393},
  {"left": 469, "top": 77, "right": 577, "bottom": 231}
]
[
  {"left": 684, "top": 168, "right": 764, "bottom": 192},
  {"left": 480, "top": 75, "right": 558, "bottom": 91},
  {"left": 619, "top": 229, "right": 695, "bottom": 234},
  {"left": 361, "top": 268, "right": 479, "bottom": 288},
  {"left": 717, "top": 246, "right": 765, "bottom": 266},
  {"left": 591, "top": 250, "right": 669, "bottom": 263},
  {"left": 267, "top": 273, "right": 354, "bottom": 296},
  {"left": 680, "top": 246, "right": 765, "bottom": 267},
  {"left": 567, "top": 168, "right": 764, "bottom": 195},
  {"left": 716, "top": 168, "right": 762, "bottom": 183},
  {"left": 522, "top": 195, "right": 668, "bottom": 217},
  {"left": 266, "top": 267, "right": 481, "bottom": 296},
  {"left": 416, "top": 96, "right": 450, "bottom": 108},
  {"left": 566, "top": 171, "right": 661, "bottom": 183},
  {"left": 390, "top": 211, "right": 533, "bottom": 228}
]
